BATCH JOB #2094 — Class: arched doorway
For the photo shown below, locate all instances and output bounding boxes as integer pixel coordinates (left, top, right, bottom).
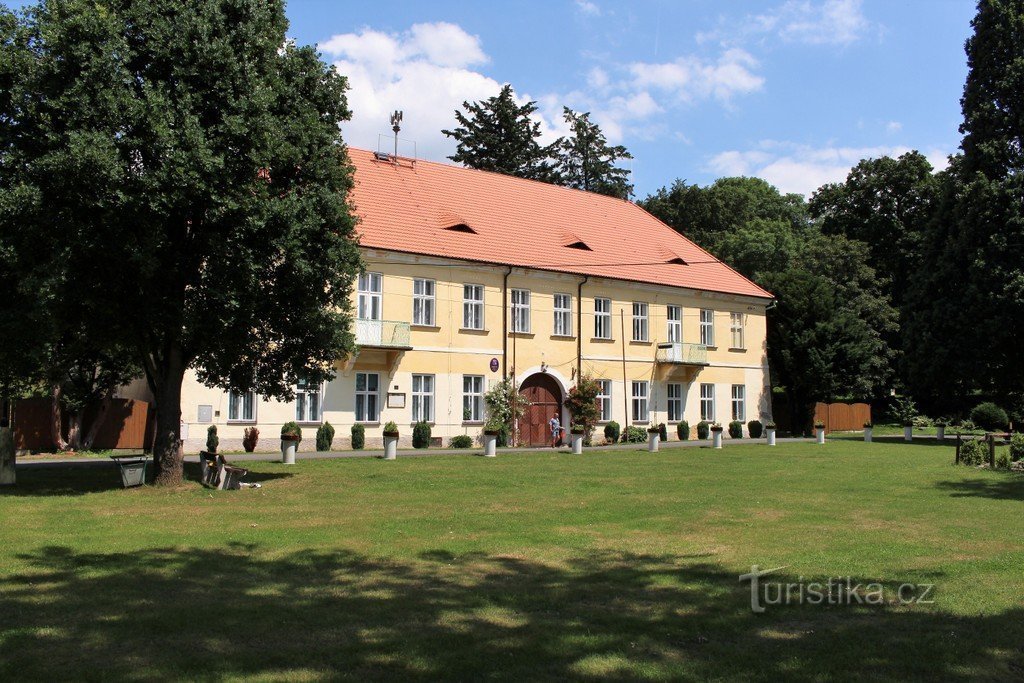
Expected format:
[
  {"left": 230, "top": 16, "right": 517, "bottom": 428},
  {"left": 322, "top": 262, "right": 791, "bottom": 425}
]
[{"left": 517, "top": 373, "right": 563, "bottom": 447}]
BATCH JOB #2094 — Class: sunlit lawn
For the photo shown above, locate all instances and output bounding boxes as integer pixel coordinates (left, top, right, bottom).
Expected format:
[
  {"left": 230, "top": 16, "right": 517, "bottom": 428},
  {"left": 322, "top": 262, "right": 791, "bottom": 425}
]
[{"left": 1, "top": 440, "right": 1022, "bottom": 681}]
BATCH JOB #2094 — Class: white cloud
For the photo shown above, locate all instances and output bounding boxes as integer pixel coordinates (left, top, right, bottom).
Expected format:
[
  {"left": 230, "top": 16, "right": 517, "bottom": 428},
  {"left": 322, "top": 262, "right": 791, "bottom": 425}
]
[
  {"left": 575, "top": 0, "right": 601, "bottom": 17},
  {"left": 706, "top": 141, "right": 950, "bottom": 196},
  {"left": 885, "top": 120, "right": 902, "bottom": 133},
  {"left": 698, "top": 0, "right": 874, "bottom": 47},
  {"left": 628, "top": 49, "right": 763, "bottom": 102}
]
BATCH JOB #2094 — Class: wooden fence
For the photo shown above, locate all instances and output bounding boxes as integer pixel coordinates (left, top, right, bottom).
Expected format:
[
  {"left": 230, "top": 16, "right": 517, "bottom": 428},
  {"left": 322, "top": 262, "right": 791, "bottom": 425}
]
[
  {"left": 13, "top": 398, "right": 152, "bottom": 451},
  {"left": 814, "top": 402, "right": 872, "bottom": 433}
]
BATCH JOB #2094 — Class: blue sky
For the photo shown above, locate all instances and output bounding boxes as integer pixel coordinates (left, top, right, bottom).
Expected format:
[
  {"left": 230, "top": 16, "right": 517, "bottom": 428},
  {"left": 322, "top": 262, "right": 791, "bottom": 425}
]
[{"left": 290, "top": 0, "right": 975, "bottom": 198}]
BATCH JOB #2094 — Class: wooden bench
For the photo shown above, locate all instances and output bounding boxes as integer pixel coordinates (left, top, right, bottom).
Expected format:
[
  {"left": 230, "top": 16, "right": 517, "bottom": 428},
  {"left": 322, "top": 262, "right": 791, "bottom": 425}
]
[{"left": 199, "top": 451, "right": 249, "bottom": 490}]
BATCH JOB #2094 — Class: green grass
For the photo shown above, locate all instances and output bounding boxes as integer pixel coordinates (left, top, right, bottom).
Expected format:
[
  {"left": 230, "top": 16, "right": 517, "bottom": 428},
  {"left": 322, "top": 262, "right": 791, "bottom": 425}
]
[{"left": 1, "top": 441, "right": 1022, "bottom": 681}]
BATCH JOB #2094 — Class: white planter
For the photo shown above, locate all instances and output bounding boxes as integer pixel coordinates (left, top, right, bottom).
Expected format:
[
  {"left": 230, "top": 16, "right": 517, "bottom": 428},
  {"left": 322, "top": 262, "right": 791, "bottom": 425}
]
[
  {"left": 864, "top": 427, "right": 873, "bottom": 443},
  {"left": 904, "top": 426, "right": 913, "bottom": 442},
  {"left": 936, "top": 425, "right": 945, "bottom": 442},
  {"left": 383, "top": 434, "right": 398, "bottom": 460},
  {"left": 281, "top": 439, "right": 297, "bottom": 464},
  {"left": 815, "top": 427, "right": 825, "bottom": 444},
  {"left": 766, "top": 428, "right": 776, "bottom": 446},
  {"left": 571, "top": 432, "right": 584, "bottom": 454},
  {"left": 647, "top": 431, "right": 660, "bottom": 452},
  {"left": 482, "top": 433, "right": 497, "bottom": 457},
  {"left": 712, "top": 429, "right": 723, "bottom": 449}
]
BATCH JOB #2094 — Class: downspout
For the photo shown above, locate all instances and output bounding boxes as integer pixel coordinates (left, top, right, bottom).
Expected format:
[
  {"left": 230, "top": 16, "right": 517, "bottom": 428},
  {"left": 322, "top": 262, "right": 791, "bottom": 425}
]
[
  {"left": 576, "top": 275, "right": 588, "bottom": 380},
  {"left": 502, "top": 266, "right": 512, "bottom": 379}
]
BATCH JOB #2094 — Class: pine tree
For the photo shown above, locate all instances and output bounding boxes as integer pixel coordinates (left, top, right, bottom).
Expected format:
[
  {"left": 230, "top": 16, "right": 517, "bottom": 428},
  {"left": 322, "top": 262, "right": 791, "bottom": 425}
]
[{"left": 555, "top": 108, "right": 633, "bottom": 199}]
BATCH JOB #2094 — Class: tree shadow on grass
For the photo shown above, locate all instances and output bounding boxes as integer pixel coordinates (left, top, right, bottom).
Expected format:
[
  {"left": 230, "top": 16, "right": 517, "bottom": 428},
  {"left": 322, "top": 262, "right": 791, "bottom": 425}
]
[
  {"left": 0, "top": 545, "right": 1021, "bottom": 681},
  {"left": 934, "top": 476, "right": 1024, "bottom": 500}
]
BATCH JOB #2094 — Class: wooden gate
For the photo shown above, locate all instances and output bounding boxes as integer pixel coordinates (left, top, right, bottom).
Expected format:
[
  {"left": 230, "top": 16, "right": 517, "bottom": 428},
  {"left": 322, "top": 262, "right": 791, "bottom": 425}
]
[
  {"left": 13, "top": 398, "right": 152, "bottom": 451},
  {"left": 517, "top": 374, "right": 563, "bottom": 447},
  {"left": 814, "top": 402, "right": 872, "bottom": 433}
]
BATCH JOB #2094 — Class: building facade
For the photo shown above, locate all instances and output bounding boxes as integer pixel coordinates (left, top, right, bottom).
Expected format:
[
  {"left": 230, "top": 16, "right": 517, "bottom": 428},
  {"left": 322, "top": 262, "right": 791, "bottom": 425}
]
[{"left": 175, "top": 149, "right": 773, "bottom": 451}]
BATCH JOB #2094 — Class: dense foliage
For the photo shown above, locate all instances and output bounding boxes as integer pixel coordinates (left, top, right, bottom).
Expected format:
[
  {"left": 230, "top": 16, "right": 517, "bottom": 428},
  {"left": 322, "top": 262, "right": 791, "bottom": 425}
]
[
  {"left": 603, "top": 421, "right": 621, "bottom": 444},
  {"left": 564, "top": 375, "right": 602, "bottom": 444},
  {"left": 316, "top": 422, "right": 335, "bottom": 452},
  {"left": 449, "top": 435, "right": 474, "bottom": 449},
  {"left": 350, "top": 424, "right": 365, "bottom": 450},
  {"left": 970, "top": 402, "right": 1008, "bottom": 431},
  {"left": 412, "top": 421, "right": 432, "bottom": 449}
]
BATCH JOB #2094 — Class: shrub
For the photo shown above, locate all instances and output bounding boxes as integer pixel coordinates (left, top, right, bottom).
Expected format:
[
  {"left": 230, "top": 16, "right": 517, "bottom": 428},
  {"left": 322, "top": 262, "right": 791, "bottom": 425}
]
[
  {"left": 450, "top": 434, "right": 473, "bottom": 448},
  {"left": 351, "top": 424, "right": 365, "bottom": 450},
  {"left": 623, "top": 426, "right": 646, "bottom": 443},
  {"left": 564, "top": 375, "right": 602, "bottom": 445},
  {"left": 970, "top": 402, "right": 1008, "bottom": 431},
  {"left": 996, "top": 451, "right": 1010, "bottom": 469},
  {"left": 747, "top": 420, "right": 763, "bottom": 438},
  {"left": 658, "top": 423, "right": 668, "bottom": 441},
  {"left": 1010, "top": 433, "right": 1024, "bottom": 462},
  {"left": 765, "top": 421, "right": 777, "bottom": 430},
  {"left": 242, "top": 427, "right": 259, "bottom": 452},
  {"left": 814, "top": 421, "right": 825, "bottom": 429},
  {"left": 697, "top": 421, "right": 710, "bottom": 440},
  {"left": 959, "top": 438, "right": 986, "bottom": 466},
  {"left": 913, "top": 415, "right": 933, "bottom": 429},
  {"left": 206, "top": 425, "right": 219, "bottom": 453},
  {"left": 281, "top": 421, "right": 301, "bottom": 440},
  {"left": 677, "top": 421, "right": 689, "bottom": 440},
  {"left": 728, "top": 420, "right": 743, "bottom": 439},
  {"left": 412, "top": 421, "right": 432, "bottom": 448},
  {"left": 316, "top": 422, "right": 335, "bottom": 451},
  {"left": 383, "top": 421, "right": 398, "bottom": 434},
  {"left": 891, "top": 395, "right": 917, "bottom": 425},
  {"left": 604, "top": 421, "right": 621, "bottom": 444}
]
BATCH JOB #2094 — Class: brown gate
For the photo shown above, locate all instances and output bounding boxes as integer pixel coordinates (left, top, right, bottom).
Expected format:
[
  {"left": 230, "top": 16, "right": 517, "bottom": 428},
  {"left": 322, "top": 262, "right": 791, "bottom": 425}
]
[
  {"left": 813, "top": 402, "right": 872, "bottom": 433},
  {"left": 517, "top": 374, "right": 563, "bottom": 447}
]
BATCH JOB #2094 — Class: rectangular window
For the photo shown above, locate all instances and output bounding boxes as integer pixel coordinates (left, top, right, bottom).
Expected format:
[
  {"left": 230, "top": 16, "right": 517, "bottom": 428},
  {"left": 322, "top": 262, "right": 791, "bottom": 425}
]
[
  {"left": 732, "top": 384, "right": 746, "bottom": 422},
  {"left": 553, "top": 293, "right": 572, "bottom": 336},
  {"left": 295, "top": 377, "right": 322, "bottom": 423},
  {"left": 463, "top": 375, "right": 484, "bottom": 422},
  {"left": 463, "top": 284, "right": 484, "bottom": 330},
  {"left": 412, "top": 374, "right": 434, "bottom": 422},
  {"left": 412, "top": 278, "right": 435, "bottom": 326},
  {"left": 667, "top": 305, "right": 681, "bottom": 343},
  {"left": 358, "top": 272, "right": 382, "bottom": 320},
  {"left": 594, "top": 297, "right": 612, "bottom": 339},
  {"left": 597, "top": 379, "right": 612, "bottom": 422},
  {"left": 667, "top": 383, "right": 683, "bottom": 422},
  {"left": 511, "top": 289, "right": 531, "bottom": 333},
  {"left": 730, "top": 312, "right": 745, "bottom": 349},
  {"left": 355, "top": 372, "right": 380, "bottom": 422},
  {"left": 632, "top": 302, "right": 649, "bottom": 342},
  {"left": 227, "top": 390, "right": 255, "bottom": 422},
  {"left": 700, "top": 383, "right": 715, "bottom": 422},
  {"left": 631, "top": 381, "right": 649, "bottom": 422},
  {"left": 700, "top": 309, "right": 715, "bottom": 347}
]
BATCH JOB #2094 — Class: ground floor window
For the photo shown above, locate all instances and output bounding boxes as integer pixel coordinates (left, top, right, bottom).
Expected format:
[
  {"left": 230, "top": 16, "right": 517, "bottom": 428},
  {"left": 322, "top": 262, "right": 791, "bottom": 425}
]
[
  {"left": 412, "top": 374, "right": 434, "bottom": 422},
  {"left": 597, "top": 379, "right": 612, "bottom": 421},
  {"left": 700, "top": 383, "right": 715, "bottom": 422},
  {"left": 731, "top": 384, "right": 746, "bottom": 422},
  {"left": 631, "top": 381, "right": 649, "bottom": 422},
  {"left": 463, "top": 375, "right": 484, "bottom": 422},
  {"left": 295, "top": 377, "right": 322, "bottom": 423},
  {"left": 667, "top": 383, "right": 683, "bottom": 422},
  {"left": 355, "top": 373, "right": 380, "bottom": 422},
  {"left": 227, "top": 390, "right": 255, "bottom": 422}
]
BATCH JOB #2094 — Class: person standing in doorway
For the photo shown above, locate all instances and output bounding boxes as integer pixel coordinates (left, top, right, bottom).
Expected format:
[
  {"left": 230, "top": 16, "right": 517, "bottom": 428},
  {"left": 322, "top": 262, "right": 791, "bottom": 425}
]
[{"left": 549, "top": 412, "right": 561, "bottom": 447}]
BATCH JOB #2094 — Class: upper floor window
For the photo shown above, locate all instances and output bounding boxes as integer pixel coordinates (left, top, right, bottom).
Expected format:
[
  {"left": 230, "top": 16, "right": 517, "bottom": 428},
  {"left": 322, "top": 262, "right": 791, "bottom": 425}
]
[
  {"left": 227, "top": 389, "right": 255, "bottom": 422},
  {"left": 463, "top": 284, "right": 484, "bottom": 330},
  {"left": 511, "top": 289, "right": 531, "bottom": 333},
  {"left": 730, "top": 312, "right": 745, "bottom": 349},
  {"left": 358, "top": 272, "right": 382, "bottom": 321},
  {"left": 413, "top": 278, "right": 436, "bottom": 326},
  {"left": 412, "top": 374, "right": 434, "bottom": 422},
  {"left": 700, "top": 309, "right": 715, "bottom": 347},
  {"left": 594, "top": 297, "right": 612, "bottom": 339},
  {"left": 667, "top": 305, "right": 681, "bottom": 343},
  {"left": 597, "top": 379, "right": 612, "bottom": 422},
  {"left": 553, "top": 293, "right": 572, "bottom": 337},
  {"left": 632, "top": 302, "right": 649, "bottom": 342},
  {"left": 295, "top": 377, "right": 322, "bottom": 423}
]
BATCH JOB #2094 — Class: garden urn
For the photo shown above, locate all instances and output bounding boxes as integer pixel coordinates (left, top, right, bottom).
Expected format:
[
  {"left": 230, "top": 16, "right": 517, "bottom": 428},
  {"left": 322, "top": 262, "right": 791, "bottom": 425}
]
[
  {"left": 647, "top": 428, "right": 660, "bottom": 453},
  {"left": 766, "top": 427, "right": 776, "bottom": 446},
  {"left": 711, "top": 426, "right": 723, "bottom": 449},
  {"left": 281, "top": 435, "right": 299, "bottom": 464},
  {"left": 571, "top": 429, "right": 585, "bottom": 454},
  {"left": 936, "top": 424, "right": 945, "bottom": 442},
  {"left": 864, "top": 427, "right": 873, "bottom": 443},
  {"left": 482, "top": 430, "right": 498, "bottom": 457},
  {"left": 904, "top": 426, "right": 913, "bottom": 442},
  {"left": 816, "top": 427, "right": 826, "bottom": 445},
  {"left": 383, "top": 431, "right": 399, "bottom": 460}
]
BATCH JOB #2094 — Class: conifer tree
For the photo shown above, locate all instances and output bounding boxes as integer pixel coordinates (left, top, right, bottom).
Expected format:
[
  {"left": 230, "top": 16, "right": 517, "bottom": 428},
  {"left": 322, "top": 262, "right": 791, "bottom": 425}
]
[{"left": 555, "top": 108, "right": 633, "bottom": 199}]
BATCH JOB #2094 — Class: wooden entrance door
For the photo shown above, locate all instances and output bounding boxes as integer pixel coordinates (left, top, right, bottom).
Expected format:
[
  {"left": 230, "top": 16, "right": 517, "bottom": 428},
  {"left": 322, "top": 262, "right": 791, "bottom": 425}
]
[{"left": 517, "top": 373, "right": 563, "bottom": 447}]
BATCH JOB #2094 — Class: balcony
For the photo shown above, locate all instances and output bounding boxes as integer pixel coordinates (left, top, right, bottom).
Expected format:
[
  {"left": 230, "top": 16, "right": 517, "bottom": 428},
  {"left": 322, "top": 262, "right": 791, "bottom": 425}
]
[
  {"left": 656, "top": 342, "right": 709, "bottom": 366},
  {"left": 354, "top": 318, "right": 412, "bottom": 349}
]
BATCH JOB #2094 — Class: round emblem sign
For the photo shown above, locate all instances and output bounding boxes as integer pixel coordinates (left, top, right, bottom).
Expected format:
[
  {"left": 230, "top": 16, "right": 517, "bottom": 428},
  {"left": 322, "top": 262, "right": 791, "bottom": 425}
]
[{"left": 489, "top": 358, "right": 499, "bottom": 373}]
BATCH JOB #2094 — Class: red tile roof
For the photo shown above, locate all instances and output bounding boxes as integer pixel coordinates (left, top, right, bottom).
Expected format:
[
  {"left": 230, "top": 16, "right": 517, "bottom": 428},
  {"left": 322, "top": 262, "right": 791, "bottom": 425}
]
[{"left": 347, "top": 148, "right": 773, "bottom": 300}]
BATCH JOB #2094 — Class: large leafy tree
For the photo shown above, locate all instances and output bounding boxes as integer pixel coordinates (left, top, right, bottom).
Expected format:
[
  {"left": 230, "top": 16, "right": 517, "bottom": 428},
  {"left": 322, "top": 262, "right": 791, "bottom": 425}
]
[
  {"left": 1, "top": 0, "right": 361, "bottom": 484},
  {"left": 442, "top": 84, "right": 559, "bottom": 181},
  {"left": 555, "top": 108, "right": 633, "bottom": 199}
]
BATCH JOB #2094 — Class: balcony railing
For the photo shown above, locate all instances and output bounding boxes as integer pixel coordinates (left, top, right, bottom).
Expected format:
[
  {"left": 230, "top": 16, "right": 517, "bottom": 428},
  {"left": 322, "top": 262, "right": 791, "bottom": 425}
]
[
  {"left": 355, "top": 318, "right": 411, "bottom": 349},
  {"left": 656, "top": 342, "right": 709, "bottom": 365}
]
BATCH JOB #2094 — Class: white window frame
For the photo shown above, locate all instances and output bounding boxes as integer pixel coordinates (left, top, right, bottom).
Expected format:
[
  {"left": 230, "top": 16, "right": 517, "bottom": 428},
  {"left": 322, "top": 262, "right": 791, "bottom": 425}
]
[
  {"left": 700, "top": 383, "right": 715, "bottom": 422},
  {"left": 730, "top": 312, "right": 745, "bottom": 350},
  {"left": 700, "top": 309, "right": 715, "bottom": 347},
  {"left": 358, "top": 272, "right": 382, "bottom": 321},
  {"left": 667, "top": 383, "right": 683, "bottom": 422},
  {"left": 463, "top": 375, "right": 484, "bottom": 422},
  {"left": 355, "top": 372, "right": 380, "bottom": 423},
  {"left": 411, "top": 374, "right": 434, "bottom": 423},
  {"left": 632, "top": 302, "right": 649, "bottom": 342},
  {"left": 631, "top": 381, "right": 649, "bottom": 422},
  {"left": 295, "top": 377, "right": 323, "bottom": 423},
  {"left": 511, "top": 288, "right": 531, "bottom": 333},
  {"left": 227, "top": 389, "right": 256, "bottom": 422},
  {"left": 413, "top": 278, "right": 436, "bottom": 326},
  {"left": 553, "top": 293, "right": 573, "bottom": 337},
  {"left": 463, "top": 284, "right": 484, "bottom": 330},
  {"left": 732, "top": 384, "right": 746, "bottom": 422},
  {"left": 594, "top": 297, "right": 612, "bottom": 339},
  {"left": 667, "top": 305, "right": 681, "bottom": 343},
  {"left": 597, "top": 379, "right": 612, "bottom": 422}
]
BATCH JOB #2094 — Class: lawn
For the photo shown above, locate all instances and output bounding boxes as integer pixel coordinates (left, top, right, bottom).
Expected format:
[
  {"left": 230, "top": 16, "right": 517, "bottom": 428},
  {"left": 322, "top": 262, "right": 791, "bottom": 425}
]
[{"left": 1, "top": 441, "right": 1022, "bottom": 681}]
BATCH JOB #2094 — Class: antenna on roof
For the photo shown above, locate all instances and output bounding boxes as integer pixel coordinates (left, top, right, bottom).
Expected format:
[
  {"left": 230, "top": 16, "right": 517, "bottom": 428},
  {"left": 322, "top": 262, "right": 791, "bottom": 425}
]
[{"left": 390, "top": 110, "right": 403, "bottom": 161}]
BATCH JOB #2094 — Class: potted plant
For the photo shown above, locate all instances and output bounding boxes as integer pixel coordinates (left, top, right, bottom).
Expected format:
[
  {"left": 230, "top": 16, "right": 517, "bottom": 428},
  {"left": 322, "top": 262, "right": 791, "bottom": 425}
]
[
  {"left": 863, "top": 421, "right": 873, "bottom": 443},
  {"left": 903, "top": 420, "right": 913, "bottom": 442},
  {"left": 482, "top": 418, "right": 502, "bottom": 457},
  {"left": 383, "top": 421, "right": 399, "bottom": 460},
  {"left": 646, "top": 425, "right": 661, "bottom": 453},
  {"left": 935, "top": 419, "right": 946, "bottom": 442},
  {"left": 765, "top": 421, "right": 777, "bottom": 446},
  {"left": 206, "top": 425, "right": 219, "bottom": 454},
  {"left": 281, "top": 421, "right": 302, "bottom": 464},
  {"left": 570, "top": 423, "right": 586, "bottom": 454},
  {"left": 710, "top": 422, "right": 724, "bottom": 449},
  {"left": 814, "top": 420, "right": 826, "bottom": 445}
]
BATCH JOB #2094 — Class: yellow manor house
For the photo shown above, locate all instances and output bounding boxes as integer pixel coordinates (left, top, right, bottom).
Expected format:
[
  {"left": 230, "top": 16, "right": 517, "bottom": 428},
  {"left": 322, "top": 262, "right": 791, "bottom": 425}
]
[{"left": 174, "top": 148, "right": 774, "bottom": 451}]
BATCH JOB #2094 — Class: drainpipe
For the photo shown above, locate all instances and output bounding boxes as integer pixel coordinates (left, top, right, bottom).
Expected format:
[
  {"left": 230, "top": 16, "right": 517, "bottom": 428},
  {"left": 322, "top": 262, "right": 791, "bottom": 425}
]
[
  {"left": 576, "top": 275, "right": 588, "bottom": 380},
  {"left": 502, "top": 266, "right": 512, "bottom": 379}
]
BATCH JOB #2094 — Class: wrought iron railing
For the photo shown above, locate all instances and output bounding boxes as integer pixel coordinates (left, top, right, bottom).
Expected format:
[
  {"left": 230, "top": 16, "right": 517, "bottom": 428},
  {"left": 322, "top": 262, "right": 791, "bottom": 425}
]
[
  {"left": 655, "top": 342, "right": 709, "bottom": 365},
  {"left": 355, "top": 318, "right": 411, "bottom": 348}
]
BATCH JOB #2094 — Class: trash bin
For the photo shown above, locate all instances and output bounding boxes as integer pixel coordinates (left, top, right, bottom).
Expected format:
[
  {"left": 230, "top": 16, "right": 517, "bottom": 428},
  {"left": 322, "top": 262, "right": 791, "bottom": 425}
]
[{"left": 111, "top": 455, "right": 148, "bottom": 488}]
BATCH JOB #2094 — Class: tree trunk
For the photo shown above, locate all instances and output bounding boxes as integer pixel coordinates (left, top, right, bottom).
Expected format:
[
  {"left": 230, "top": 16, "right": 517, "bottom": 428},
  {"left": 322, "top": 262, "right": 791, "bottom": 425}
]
[
  {"left": 66, "top": 411, "right": 83, "bottom": 451},
  {"left": 81, "top": 396, "right": 111, "bottom": 451},
  {"left": 0, "top": 426, "right": 15, "bottom": 485},
  {"left": 152, "top": 359, "right": 186, "bottom": 487},
  {"left": 50, "top": 384, "right": 68, "bottom": 452}
]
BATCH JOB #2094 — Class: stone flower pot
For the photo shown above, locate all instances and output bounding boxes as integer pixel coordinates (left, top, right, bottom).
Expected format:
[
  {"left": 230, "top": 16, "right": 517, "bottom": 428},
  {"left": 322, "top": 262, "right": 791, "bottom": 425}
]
[
  {"left": 646, "top": 428, "right": 660, "bottom": 453},
  {"left": 571, "top": 429, "right": 585, "bottom": 454},
  {"left": 281, "top": 435, "right": 300, "bottom": 464},
  {"left": 766, "top": 427, "right": 776, "bottom": 446},
  {"left": 864, "top": 427, "right": 873, "bottom": 443},
  {"left": 815, "top": 427, "right": 826, "bottom": 445},
  {"left": 936, "top": 424, "right": 946, "bottom": 442},
  {"left": 383, "top": 431, "right": 399, "bottom": 460},
  {"left": 482, "top": 430, "right": 499, "bottom": 457},
  {"left": 711, "top": 426, "right": 723, "bottom": 449},
  {"left": 903, "top": 426, "right": 913, "bottom": 442}
]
